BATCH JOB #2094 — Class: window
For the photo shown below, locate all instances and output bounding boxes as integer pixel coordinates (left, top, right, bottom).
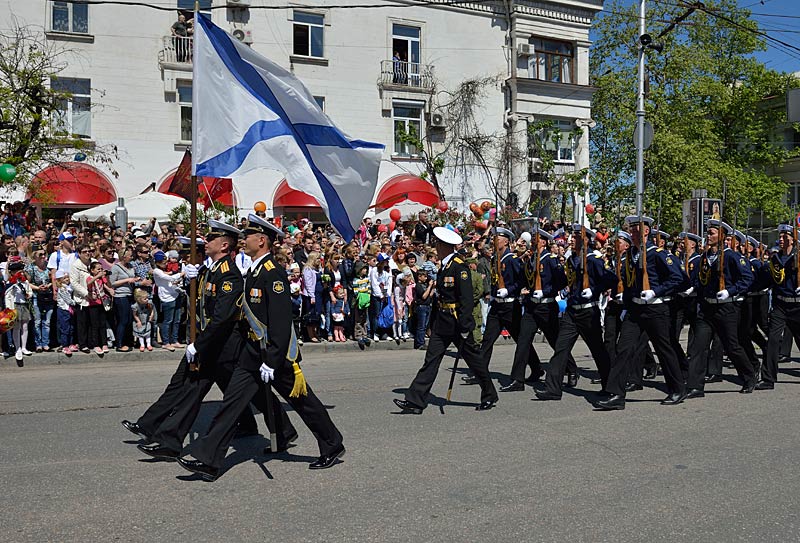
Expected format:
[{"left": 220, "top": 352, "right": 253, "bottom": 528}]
[
  {"left": 789, "top": 182, "right": 800, "bottom": 208},
  {"left": 51, "top": 1, "right": 88, "bottom": 33},
  {"left": 392, "top": 24, "right": 421, "bottom": 85},
  {"left": 313, "top": 96, "right": 325, "bottom": 112},
  {"left": 51, "top": 77, "right": 91, "bottom": 138},
  {"left": 529, "top": 119, "right": 576, "bottom": 164},
  {"left": 529, "top": 38, "right": 574, "bottom": 84},
  {"left": 178, "top": 81, "right": 192, "bottom": 142},
  {"left": 177, "top": 0, "right": 211, "bottom": 16},
  {"left": 393, "top": 102, "right": 423, "bottom": 157},
  {"left": 293, "top": 11, "right": 324, "bottom": 58}
]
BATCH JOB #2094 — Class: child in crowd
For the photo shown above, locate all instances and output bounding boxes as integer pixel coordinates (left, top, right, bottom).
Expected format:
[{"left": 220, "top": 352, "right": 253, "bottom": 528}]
[
  {"left": 290, "top": 282, "right": 303, "bottom": 346},
  {"left": 5, "top": 256, "right": 33, "bottom": 364},
  {"left": 55, "top": 270, "right": 76, "bottom": 355},
  {"left": 329, "top": 285, "right": 349, "bottom": 342},
  {"left": 86, "top": 261, "right": 113, "bottom": 355},
  {"left": 393, "top": 271, "right": 410, "bottom": 342},
  {"left": 132, "top": 288, "right": 155, "bottom": 352},
  {"left": 351, "top": 262, "right": 371, "bottom": 349}
]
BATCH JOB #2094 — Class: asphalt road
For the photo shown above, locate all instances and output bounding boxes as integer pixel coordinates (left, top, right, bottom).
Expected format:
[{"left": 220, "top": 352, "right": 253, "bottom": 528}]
[{"left": 1, "top": 340, "right": 799, "bottom": 543}]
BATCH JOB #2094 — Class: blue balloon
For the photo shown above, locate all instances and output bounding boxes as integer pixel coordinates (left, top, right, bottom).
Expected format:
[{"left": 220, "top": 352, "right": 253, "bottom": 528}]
[
  {"left": 74, "top": 152, "right": 87, "bottom": 162},
  {"left": 557, "top": 299, "right": 567, "bottom": 313}
]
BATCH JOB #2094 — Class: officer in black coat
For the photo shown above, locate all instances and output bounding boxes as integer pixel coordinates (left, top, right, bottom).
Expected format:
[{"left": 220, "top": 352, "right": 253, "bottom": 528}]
[
  {"left": 122, "top": 223, "right": 277, "bottom": 448},
  {"left": 534, "top": 224, "right": 617, "bottom": 401},
  {"left": 395, "top": 227, "right": 498, "bottom": 413},
  {"left": 595, "top": 215, "right": 690, "bottom": 410},
  {"left": 683, "top": 220, "right": 756, "bottom": 397},
  {"left": 502, "top": 227, "right": 578, "bottom": 391},
  {"left": 179, "top": 215, "right": 344, "bottom": 481}
]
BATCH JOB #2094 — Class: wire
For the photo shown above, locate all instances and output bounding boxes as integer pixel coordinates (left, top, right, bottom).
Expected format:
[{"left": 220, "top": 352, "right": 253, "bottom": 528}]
[{"left": 68, "top": 0, "right": 500, "bottom": 12}]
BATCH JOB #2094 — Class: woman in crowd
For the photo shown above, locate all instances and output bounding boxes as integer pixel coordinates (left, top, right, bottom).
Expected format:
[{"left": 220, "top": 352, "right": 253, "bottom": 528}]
[
  {"left": 151, "top": 250, "right": 184, "bottom": 351},
  {"left": 110, "top": 247, "right": 137, "bottom": 352},
  {"left": 302, "top": 251, "right": 322, "bottom": 343},
  {"left": 86, "top": 260, "right": 114, "bottom": 355},
  {"left": 27, "top": 246, "right": 54, "bottom": 352}
]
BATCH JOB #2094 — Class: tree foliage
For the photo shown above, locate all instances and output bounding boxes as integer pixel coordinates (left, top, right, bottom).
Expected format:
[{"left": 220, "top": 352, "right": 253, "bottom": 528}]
[
  {"left": 0, "top": 22, "right": 118, "bottom": 190},
  {"left": 590, "top": 0, "right": 799, "bottom": 230}
]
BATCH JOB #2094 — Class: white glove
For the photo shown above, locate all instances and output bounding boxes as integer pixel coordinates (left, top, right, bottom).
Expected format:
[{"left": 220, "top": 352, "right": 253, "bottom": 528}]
[
  {"left": 496, "top": 288, "right": 508, "bottom": 298},
  {"left": 580, "top": 288, "right": 593, "bottom": 299},
  {"left": 460, "top": 332, "right": 469, "bottom": 340},
  {"left": 259, "top": 363, "right": 275, "bottom": 384},
  {"left": 640, "top": 290, "right": 656, "bottom": 302},
  {"left": 614, "top": 292, "right": 623, "bottom": 301},
  {"left": 184, "top": 264, "right": 199, "bottom": 279},
  {"left": 186, "top": 343, "right": 196, "bottom": 363},
  {"left": 795, "top": 287, "right": 800, "bottom": 296},
  {"left": 683, "top": 286, "right": 694, "bottom": 296},
  {"left": 532, "top": 290, "right": 544, "bottom": 299},
  {"left": 716, "top": 289, "right": 730, "bottom": 301}
]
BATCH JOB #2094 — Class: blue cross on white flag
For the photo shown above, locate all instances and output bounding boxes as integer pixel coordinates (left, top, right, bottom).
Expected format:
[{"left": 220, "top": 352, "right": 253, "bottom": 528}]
[{"left": 191, "top": 14, "right": 384, "bottom": 241}]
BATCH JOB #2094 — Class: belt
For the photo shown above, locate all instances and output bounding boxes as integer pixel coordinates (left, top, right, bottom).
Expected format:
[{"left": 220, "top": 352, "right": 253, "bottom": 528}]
[
  {"left": 527, "top": 297, "right": 556, "bottom": 304},
  {"left": 491, "top": 297, "right": 516, "bottom": 304},
  {"left": 571, "top": 301, "right": 598, "bottom": 310},
  {"left": 777, "top": 295, "right": 800, "bottom": 303},
  {"left": 703, "top": 297, "right": 734, "bottom": 304},
  {"left": 746, "top": 289, "right": 768, "bottom": 297},
  {"left": 632, "top": 297, "right": 669, "bottom": 305}
]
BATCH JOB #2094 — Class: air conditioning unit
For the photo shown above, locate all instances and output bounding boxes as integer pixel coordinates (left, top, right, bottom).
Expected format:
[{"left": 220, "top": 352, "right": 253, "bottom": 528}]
[
  {"left": 227, "top": 0, "right": 252, "bottom": 7},
  {"left": 231, "top": 27, "right": 253, "bottom": 44},
  {"left": 430, "top": 110, "right": 446, "bottom": 128},
  {"left": 517, "top": 43, "right": 533, "bottom": 57},
  {"left": 528, "top": 157, "right": 543, "bottom": 174}
]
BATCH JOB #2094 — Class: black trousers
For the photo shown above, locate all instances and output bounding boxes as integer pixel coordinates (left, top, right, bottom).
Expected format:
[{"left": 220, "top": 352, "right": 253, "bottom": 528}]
[
  {"left": 150, "top": 359, "right": 296, "bottom": 454},
  {"left": 761, "top": 300, "right": 800, "bottom": 385},
  {"left": 606, "top": 303, "right": 685, "bottom": 397},
  {"left": 405, "top": 331, "right": 497, "bottom": 408},
  {"left": 705, "top": 333, "right": 724, "bottom": 377},
  {"left": 135, "top": 357, "right": 258, "bottom": 438},
  {"left": 480, "top": 301, "right": 538, "bottom": 374},
  {"left": 780, "top": 322, "right": 795, "bottom": 359},
  {"left": 191, "top": 364, "right": 343, "bottom": 469},
  {"left": 544, "top": 306, "right": 609, "bottom": 396},
  {"left": 604, "top": 303, "right": 657, "bottom": 387},
  {"left": 750, "top": 293, "right": 769, "bottom": 353},
  {"left": 509, "top": 302, "right": 576, "bottom": 383},
  {"left": 687, "top": 301, "right": 756, "bottom": 389},
  {"left": 739, "top": 296, "right": 760, "bottom": 366}
]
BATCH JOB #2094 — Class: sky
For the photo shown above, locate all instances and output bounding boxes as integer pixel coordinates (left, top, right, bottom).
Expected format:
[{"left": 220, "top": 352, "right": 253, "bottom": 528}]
[{"left": 591, "top": 0, "right": 800, "bottom": 74}]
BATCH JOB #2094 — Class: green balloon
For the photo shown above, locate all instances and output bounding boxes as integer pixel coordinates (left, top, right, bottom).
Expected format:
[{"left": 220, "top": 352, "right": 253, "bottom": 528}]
[{"left": 0, "top": 163, "right": 17, "bottom": 183}]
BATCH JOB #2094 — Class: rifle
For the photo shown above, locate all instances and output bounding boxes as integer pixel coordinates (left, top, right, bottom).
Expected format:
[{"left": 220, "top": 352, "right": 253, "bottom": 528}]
[
  {"left": 732, "top": 199, "right": 740, "bottom": 253},
  {"left": 581, "top": 210, "right": 590, "bottom": 290},
  {"left": 718, "top": 179, "right": 728, "bottom": 291},
  {"left": 493, "top": 221, "right": 505, "bottom": 292},
  {"left": 656, "top": 192, "right": 663, "bottom": 246},
  {"left": 794, "top": 206, "right": 799, "bottom": 288},
  {"left": 640, "top": 215, "right": 650, "bottom": 291},
  {"left": 616, "top": 239, "right": 624, "bottom": 294},
  {"left": 533, "top": 227, "right": 542, "bottom": 292}
]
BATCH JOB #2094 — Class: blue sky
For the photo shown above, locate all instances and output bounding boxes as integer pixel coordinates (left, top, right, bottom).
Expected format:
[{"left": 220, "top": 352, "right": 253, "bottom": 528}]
[{"left": 592, "top": 0, "right": 800, "bottom": 74}]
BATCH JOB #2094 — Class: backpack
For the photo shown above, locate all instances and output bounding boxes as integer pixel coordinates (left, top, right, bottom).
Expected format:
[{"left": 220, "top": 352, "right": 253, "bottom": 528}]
[{"left": 377, "top": 297, "right": 394, "bottom": 329}]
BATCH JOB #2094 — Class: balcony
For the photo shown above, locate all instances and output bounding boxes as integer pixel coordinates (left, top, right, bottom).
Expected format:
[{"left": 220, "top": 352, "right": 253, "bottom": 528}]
[
  {"left": 159, "top": 35, "right": 193, "bottom": 68},
  {"left": 378, "top": 60, "right": 434, "bottom": 91}
]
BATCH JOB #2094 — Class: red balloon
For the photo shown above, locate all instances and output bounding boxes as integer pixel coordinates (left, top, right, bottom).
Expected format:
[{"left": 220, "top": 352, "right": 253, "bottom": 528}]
[
  {"left": 585, "top": 203, "right": 595, "bottom": 214},
  {"left": 389, "top": 221, "right": 396, "bottom": 231},
  {"left": 437, "top": 200, "right": 449, "bottom": 212},
  {"left": 389, "top": 208, "right": 401, "bottom": 221},
  {"left": 254, "top": 201, "right": 267, "bottom": 213}
]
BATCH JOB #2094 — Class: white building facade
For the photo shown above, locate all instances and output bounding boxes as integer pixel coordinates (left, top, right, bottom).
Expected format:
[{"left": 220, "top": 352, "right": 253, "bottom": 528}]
[{"left": 2, "top": 0, "right": 603, "bottom": 220}]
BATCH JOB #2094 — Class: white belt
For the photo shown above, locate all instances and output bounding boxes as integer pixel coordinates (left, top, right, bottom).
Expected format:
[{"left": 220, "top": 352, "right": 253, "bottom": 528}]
[
  {"left": 527, "top": 297, "right": 556, "bottom": 304},
  {"left": 703, "top": 297, "right": 734, "bottom": 304},
  {"left": 632, "top": 297, "right": 669, "bottom": 305},
  {"left": 746, "top": 289, "right": 768, "bottom": 297},
  {"left": 777, "top": 295, "right": 800, "bottom": 303},
  {"left": 491, "top": 297, "right": 516, "bottom": 304},
  {"left": 572, "top": 301, "right": 598, "bottom": 310}
]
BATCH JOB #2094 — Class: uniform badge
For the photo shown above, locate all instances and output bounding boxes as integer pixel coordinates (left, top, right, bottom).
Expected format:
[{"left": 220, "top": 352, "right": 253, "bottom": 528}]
[
  {"left": 460, "top": 271, "right": 468, "bottom": 280},
  {"left": 443, "top": 276, "right": 454, "bottom": 287},
  {"left": 666, "top": 257, "right": 673, "bottom": 265},
  {"left": 249, "top": 288, "right": 262, "bottom": 298},
  {"left": 221, "top": 281, "right": 233, "bottom": 293},
  {"left": 273, "top": 281, "right": 285, "bottom": 294},
  {"left": 740, "top": 258, "right": 746, "bottom": 266}
]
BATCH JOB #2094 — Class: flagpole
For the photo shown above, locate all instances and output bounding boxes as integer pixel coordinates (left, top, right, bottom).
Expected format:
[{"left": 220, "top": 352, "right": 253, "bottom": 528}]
[{"left": 188, "top": 0, "right": 199, "bottom": 369}]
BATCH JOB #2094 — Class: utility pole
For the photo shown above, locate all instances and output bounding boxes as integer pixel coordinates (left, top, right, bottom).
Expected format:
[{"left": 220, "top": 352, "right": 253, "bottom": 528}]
[{"left": 635, "top": 0, "right": 646, "bottom": 216}]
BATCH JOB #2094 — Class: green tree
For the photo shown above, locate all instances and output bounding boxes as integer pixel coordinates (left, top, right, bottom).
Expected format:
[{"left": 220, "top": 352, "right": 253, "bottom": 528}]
[
  {"left": 0, "top": 23, "right": 118, "bottom": 190},
  {"left": 590, "top": 0, "right": 799, "bottom": 231}
]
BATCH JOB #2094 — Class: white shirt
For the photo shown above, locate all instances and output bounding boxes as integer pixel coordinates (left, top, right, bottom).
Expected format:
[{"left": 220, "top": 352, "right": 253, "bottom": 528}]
[
  {"left": 368, "top": 265, "right": 391, "bottom": 298},
  {"left": 249, "top": 253, "right": 269, "bottom": 273},
  {"left": 47, "top": 249, "right": 76, "bottom": 277},
  {"left": 152, "top": 267, "right": 182, "bottom": 303},
  {"left": 235, "top": 250, "right": 253, "bottom": 275}
]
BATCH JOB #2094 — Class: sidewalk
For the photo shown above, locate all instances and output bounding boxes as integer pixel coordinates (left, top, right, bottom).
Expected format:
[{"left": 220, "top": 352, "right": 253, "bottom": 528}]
[{"left": 0, "top": 338, "right": 419, "bottom": 369}]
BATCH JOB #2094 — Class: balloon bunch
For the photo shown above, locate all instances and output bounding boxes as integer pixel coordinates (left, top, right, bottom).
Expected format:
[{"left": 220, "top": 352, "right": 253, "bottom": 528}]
[
  {"left": 468, "top": 200, "right": 496, "bottom": 231},
  {"left": 0, "top": 163, "right": 17, "bottom": 184}
]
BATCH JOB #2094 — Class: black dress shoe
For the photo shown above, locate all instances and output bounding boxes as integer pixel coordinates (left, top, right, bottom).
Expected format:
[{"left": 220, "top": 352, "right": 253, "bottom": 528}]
[
  {"left": 121, "top": 420, "right": 149, "bottom": 439},
  {"left": 534, "top": 390, "right": 561, "bottom": 401},
  {"left": 754, "top": 380, "right": 774, "bottom": 391},
  {"left": 660, "top": 392, "right": 687, "bottom": 405},
  {"left": 499, "top": 380, "right": 524, "bottom": 392},
  {"left": 590, "top": 377, "right": 603, "bottom": 385},
  {"left": 685, "top": 388, "right": 705, "bottom": 399},
  {"left": 309, "top": 445, "right": 345, "bottom": 470},
  {"left": 704, "top": 374, "right": 722, "bottom": 383},
  {"left": 779, "top": 355, "right": 791, "bottom": 364},
  {"left": 461, "top": 375, "right": 479, "bottom": 385},
  {"left": 263, "top": 431, "right": 299, "bottom": 454},
  {"left": 177, "top": 456, "right": 220, "bottom": 481},
  {"left": 476, "top": 400, "right": 496, "bottom": 411},
  {"left": 593, "top": 394, "right": 625, "bottom": 410},
  {"left": 739, "top": 383, "right": 756, "bottom": 394},
  {"left": 624, "top": 383, "right": 643, "bottom": 392},
  {"left": 138, "top": 442, "right": 180, "bottom": 460},
  {"left": 565, "top": 373, "right": 579, "bottom": 388},
  {"left": 643, "top": 368, "right": 658, "bottom": 380},
  {"left": 393, "top": 399, "right": 423, "bottom": 414}
]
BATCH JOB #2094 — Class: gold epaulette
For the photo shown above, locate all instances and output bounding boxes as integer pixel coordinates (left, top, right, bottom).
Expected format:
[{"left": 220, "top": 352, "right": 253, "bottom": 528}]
[
  {"left": 453, "top": 257, "right": 463, "bottom": 264},
  {"left": 220, "top": 261, "right": 229, "bottom": 273},
  {"left": 264, "top": 260, "right": 275, "bottom": 271},
  {"left": 656, "top": 248, "right": 664, "bottom": 252}
]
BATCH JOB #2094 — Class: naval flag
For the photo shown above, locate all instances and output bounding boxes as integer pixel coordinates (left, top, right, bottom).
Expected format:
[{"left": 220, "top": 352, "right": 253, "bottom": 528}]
[{"left": 191, "top": 14, "right": 384, "bottom": 241}]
